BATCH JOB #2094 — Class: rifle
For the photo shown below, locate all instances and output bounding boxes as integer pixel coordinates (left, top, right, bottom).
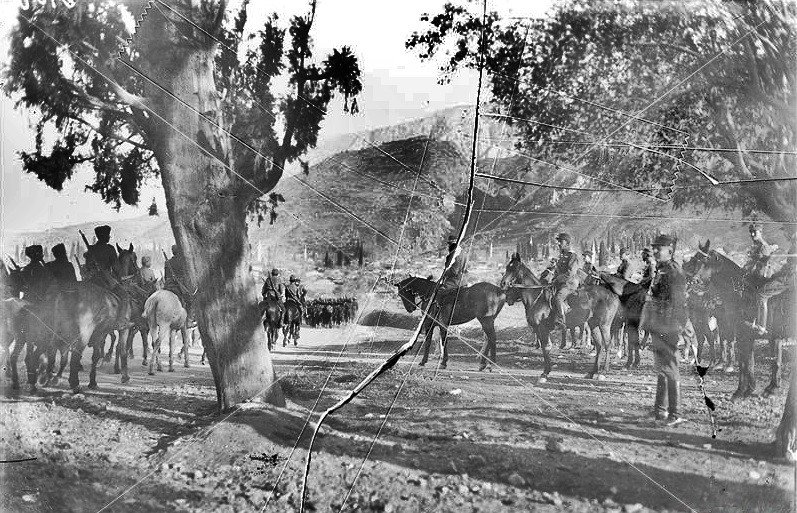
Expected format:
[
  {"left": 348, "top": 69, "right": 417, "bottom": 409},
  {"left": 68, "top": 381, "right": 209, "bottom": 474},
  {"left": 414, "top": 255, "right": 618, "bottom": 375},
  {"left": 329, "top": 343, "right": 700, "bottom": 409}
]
[{"left": 78, "top": 230, "right": 90, "bottom": 251}]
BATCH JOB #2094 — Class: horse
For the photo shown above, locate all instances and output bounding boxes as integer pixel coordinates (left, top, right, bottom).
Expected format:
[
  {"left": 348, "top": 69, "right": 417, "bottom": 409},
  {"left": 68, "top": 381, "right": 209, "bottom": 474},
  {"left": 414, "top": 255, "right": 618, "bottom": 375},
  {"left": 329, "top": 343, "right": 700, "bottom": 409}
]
[
  {"left": 500, "top": 253, "right": 620, "bottom": 381},
  {"left": 261, "top": 299, "right": 282, "bottom": 351},
  {"left": 282, "top": 300, "right": 302, "bottom": 347},
  {"left": 144, "top": 290, "right": 190, "bottom": 374},
  {"left": 688, "top": 239, "right": 794, "bottom": 400},
  {"left": 395, "top": 276, "right": 506, "bottom": 370},
  {"left": 103, "top": 245, "right": 151, "bottom": 371}
]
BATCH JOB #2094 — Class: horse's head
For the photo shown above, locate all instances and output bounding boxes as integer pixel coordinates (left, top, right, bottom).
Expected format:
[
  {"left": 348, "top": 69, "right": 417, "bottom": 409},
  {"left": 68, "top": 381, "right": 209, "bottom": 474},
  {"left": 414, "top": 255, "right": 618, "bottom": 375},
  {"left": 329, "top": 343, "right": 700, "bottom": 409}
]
[
  {"left": 685, "top": 239, "right": 724, "bottom": 287},
  {"left": 504, "top": 285, "right": 521, "bottom": 306},
  {"left": 500, "top": 252, "right": 533, "bottom": 289},
  {"left": 115, "top": 243, "right": 139, "bottom": 279},
  {"left": 395, "top": 276, "right": 421, "bottom": 313}
]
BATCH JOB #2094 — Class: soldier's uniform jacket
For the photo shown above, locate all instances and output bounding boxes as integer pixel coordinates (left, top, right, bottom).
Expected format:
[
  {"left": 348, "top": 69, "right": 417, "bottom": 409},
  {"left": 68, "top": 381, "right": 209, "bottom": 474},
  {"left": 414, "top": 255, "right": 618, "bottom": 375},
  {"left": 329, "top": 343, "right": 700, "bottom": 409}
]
[
  {"left": 86, "top": 243, "right": 118, "bottom": 274},
  {"left": 164, "top": 255, "right": 186, "bottom": 294},
  {"left": 441, "top": 250, "right": 467, "bottom": 290},
  {"left": 641, "top": 264, "right": 655, "bottom": 285},
  {"left": 615, "top": 260, "right": 633, "bottom": 281},
  {"left": 45, "top": 258, "right": 77, "bottom": 285},
  {"left": 22, "top": 261, "right": 52, "bottom": 303},
  {"left": 285, "top": 282, "right": 306, "bottom": 304},
  {"left": 262, "top": 275, "right": 285, "bottom": 300},
  {"left": 553, "top": 250, "right": 581, "bottom": 288},
  {"left": 647, "top": 260, "right": 687, "bottom": 336},
  {"left": 745, "top": 239, "right": 775, "bottom": 278}
]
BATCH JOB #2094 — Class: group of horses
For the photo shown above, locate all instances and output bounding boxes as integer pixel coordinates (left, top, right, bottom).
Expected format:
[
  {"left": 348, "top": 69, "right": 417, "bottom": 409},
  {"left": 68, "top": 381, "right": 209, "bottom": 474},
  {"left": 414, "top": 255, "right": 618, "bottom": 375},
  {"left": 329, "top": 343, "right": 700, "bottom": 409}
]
[
  {"left": 395, "top": 240, "right": 794, "bottom": 399},
  {"left": 260, "top": 296, "right": 360, "bottom": 351},
  {"left": 1, "top": 245, "right": 193, "bottom": 393},
  {"left": 305, "top": 297, "right": 359, "bottom": 328}
]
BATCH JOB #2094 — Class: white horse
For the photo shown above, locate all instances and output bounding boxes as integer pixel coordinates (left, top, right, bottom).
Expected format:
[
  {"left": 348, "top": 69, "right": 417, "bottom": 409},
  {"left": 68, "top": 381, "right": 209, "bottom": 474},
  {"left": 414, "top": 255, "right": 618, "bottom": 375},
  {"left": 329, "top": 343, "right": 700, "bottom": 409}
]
[{"left": 144, "top": 290, "right": 190, "bottom": 374}]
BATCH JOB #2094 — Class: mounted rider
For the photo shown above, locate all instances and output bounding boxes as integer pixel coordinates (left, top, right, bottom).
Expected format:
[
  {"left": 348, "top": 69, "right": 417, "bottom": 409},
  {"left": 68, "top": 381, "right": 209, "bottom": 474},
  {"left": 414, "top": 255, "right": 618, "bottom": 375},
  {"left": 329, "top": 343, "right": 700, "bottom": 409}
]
[
  {"left": 21, "top": 245, "right": 52, "bottom": 303},
  {"left": 640, "top": 247, "right": 656, "bottom": 285},
  {"left": 139, "top": 255, "right": 159, "bottom": 295},
  {"left": 45, "top": 243, "right": 77, "bottom": 287},
  {"left": 262, "top": 268, "right": 286, "bottom": 320},
  {"left": 743, "top": 223, "right": 776, "bottom": 282},
  {"left": 84, "top": 225, "right": 119, "bottom": 287},
  {"left": 285, "top": 275, "right": 307, "bottom": 320},
  {"left": 164, "top": 244, "right": 191, "bottom": 306},
  {"left": 550, "top": 233, "right": 581, "bottom": 328},
  {"left": 615, "top": 247, "right": 634, "bottom": 281},
  {"left": 581, "top": 250, "right": 599, "bottom": 283},
  {"left": 645, "top": 234, "right": 688, "bottom": 426},
  {"left": 745, "top": 226, "right": 796, "bottom": 336},
  {"left": 438, "top": 234, "right": 468, "bottom": 305}
]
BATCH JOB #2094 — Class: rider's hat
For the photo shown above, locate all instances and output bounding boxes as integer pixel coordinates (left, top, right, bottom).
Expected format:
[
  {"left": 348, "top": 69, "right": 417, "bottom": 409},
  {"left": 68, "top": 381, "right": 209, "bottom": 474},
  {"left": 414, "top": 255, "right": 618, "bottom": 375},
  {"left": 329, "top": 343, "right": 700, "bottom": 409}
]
[
  {"left": 619, "top": 247, "right": 628, "bottom": 256},
  {"left": 51, "top": 243, "right": 67, "bottom": 258},
  {"left": 555, "top": 233, "right": 571, "bottom": 243},
  {"left": 95, "top": 225, "right": 111, "bottom": 239},
  {"left": 582, "top": 250, "right": 593, "bottom": 257},
  {"left": 271, "top": 268, "right": 280, "bottom": 276},
  {"left": 641, "top": 247, "right": 652, "bottom": 257},
  {"left": 289, "top": 274, "right": 297, "bottom": 282},
  {"left": 749, "top": 223, "right": 761, "bottom": 233},
  {"left": 25, "top": 244, "right": 43, "bottom": 260},
  {"left": 652, "top": 234, "right": 677, "bottom": 248}
]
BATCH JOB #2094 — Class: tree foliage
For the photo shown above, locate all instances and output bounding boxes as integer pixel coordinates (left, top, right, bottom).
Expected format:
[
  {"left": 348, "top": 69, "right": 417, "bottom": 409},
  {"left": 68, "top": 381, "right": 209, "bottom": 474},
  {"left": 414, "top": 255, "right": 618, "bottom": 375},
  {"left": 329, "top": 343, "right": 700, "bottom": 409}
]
[
  {"left": 4, "top": 0, "right": 362, "bottom": 213},
  {"left": 408, "top": 0, "right": 796, "bottom": 223}
]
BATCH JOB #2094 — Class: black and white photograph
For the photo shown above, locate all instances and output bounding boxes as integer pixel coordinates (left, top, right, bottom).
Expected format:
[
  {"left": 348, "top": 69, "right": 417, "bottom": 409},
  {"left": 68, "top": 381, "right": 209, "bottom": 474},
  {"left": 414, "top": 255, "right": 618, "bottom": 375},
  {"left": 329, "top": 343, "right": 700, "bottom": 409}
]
[{"left": 1, "top": 0, "right": 795, "bottom": 511}]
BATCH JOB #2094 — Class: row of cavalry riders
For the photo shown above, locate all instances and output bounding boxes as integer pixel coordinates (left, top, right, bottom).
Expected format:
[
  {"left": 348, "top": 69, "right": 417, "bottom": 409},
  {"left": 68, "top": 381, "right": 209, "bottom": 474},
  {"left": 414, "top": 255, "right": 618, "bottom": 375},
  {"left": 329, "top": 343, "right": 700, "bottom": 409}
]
[
  {"left": 396, "top": 229, "right": 795, "bottom": 425},
  {"left": 259, "top": 267, "right": 359, "bottom": 350}
]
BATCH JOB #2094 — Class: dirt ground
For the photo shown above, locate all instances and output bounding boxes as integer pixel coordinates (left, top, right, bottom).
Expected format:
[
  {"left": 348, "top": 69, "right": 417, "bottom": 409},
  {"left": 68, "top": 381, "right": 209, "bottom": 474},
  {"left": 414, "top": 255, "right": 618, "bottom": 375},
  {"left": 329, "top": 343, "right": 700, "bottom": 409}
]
[{"left": 1, "top": 292, "right": 794, "bottom": 513}]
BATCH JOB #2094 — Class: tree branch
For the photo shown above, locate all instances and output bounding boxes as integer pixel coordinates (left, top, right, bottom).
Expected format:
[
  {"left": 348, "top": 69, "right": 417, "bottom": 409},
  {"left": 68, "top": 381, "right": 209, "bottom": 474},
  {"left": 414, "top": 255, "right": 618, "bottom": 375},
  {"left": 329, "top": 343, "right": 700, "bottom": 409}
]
[
  {"left": 627, "top": 41, "right": 700, "bottom": 57},
  {"left": 64, "top": 112, "right": 150, "bottom": 150}
]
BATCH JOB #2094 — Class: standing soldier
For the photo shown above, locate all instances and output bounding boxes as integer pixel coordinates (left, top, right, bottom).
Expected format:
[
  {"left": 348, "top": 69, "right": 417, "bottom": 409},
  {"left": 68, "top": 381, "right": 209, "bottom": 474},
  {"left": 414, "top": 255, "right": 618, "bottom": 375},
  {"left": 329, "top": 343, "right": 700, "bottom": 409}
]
[
  {"left": 646, "top": 234, "right": 688, "bottom": 426},
  {"left": 45, "top": 243, "right": 77, "bottom": 286},
  {"left": 84, "top": 225, "right": 118, "bottom": 287},
  {"left": 550, "top": 233, "right": 581, "bottom": 328},
  {"left": 438, "top": 234, "right": 468, "bottom": 304},
  {"left": 262, "top": 268, "right": 286, "bottom": 320},
  {"left": 615, "top": 247, "right": 634, "bottom": 280},
  {"left": 285, "top": 275, "right": 307, "bottom": 320},
  {"left": 21, "top": 245, "right": 52, "bottom": 303}
]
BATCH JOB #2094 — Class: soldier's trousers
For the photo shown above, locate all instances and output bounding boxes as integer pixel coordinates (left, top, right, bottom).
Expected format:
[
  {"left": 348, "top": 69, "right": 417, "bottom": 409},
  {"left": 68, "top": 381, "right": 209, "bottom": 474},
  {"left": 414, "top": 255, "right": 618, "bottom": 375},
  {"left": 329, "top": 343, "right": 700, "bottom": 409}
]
[{"left": 652, "top": 332, "right": 680, "bottom": 417}]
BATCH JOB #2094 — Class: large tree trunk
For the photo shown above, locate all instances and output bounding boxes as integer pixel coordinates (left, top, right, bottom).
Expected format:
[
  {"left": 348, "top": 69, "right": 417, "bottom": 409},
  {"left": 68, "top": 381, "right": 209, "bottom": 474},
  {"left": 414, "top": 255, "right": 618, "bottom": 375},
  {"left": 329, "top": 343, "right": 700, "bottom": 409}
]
[
  {"left": 775, "top": 343, "right": 796, "bottom": 461},
  {"left": 137, "top": 15, "right": 284, "bottom": 410}
]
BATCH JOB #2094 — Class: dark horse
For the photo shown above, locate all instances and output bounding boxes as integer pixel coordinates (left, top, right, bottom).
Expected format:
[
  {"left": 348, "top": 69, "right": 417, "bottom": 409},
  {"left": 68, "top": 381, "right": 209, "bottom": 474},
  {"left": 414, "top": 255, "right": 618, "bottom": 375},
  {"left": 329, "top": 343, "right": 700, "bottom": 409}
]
[
  {"left": 282, "top": 301, "right": 302, "bottom": 347},
  {"left": 687, "top": 240, "right": 794, "bottom": 400},
  {"left": 261, "top": 299, "right": 282, "bottom": 351},
  {"left": 395, "top": 276, "right": 506, "bottom": 370},
  {"left": 500, "top": 253, "right": 620, "bottom": 381}
]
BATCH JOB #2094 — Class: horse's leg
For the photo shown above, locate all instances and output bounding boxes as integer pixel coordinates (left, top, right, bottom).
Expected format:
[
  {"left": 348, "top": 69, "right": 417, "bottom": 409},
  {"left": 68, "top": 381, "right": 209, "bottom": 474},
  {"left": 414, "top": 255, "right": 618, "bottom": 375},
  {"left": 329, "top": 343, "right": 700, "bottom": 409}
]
[
  {"left": 585, "top": 324, "right": 600, "bottom": 379},
  {"left": 538, "top": 326, "right": 552, "bottom": 381},
  {"left": 626, "top": 325, "right": 639, "bottom": 369},
  {"left": 141, "top": 326, "right": 149, "bottom": 366},
  {"left": 87, "top": 330, "right": 106, "bottom": 390},
  {"left": 8, "top": 331, "right": 24, "bottom": 389},
  {"left": 147, "top": 323, "right": 158, "bottom": 376},
  {"left": 600, "top": 324, "right": 612, "bottom": 378},
  {"left": 52, "top": 347, "right": 70, "bottom": 386},
  {"left": 181, "top": 327, "right": 190, "bottom": 368},
  {"left": 732, "top": 331, "right": 756, "bottom": 400},
  {"left": 764, "top": 336, "right": 782, "bottom": 398},
  {"left": 439, "top": 325, "right": 449, "bottom": 370},
  {"left": 117, "top": 328, "right": 130, "bottom": 383},
  {"left": 418, "top": 328, "right": 432, "bottom": 367},
  {"left": 68, "top": 344, "right": 84, "bottom": 394},
  {"left": 168, "top": 328, "right": 176, "bottom": 372},
  {"left": 477, "top": 317, "right": 496, "bottom": 371},
  {"left": 104, "top": 331, "right": 116, "bottom": 362}
]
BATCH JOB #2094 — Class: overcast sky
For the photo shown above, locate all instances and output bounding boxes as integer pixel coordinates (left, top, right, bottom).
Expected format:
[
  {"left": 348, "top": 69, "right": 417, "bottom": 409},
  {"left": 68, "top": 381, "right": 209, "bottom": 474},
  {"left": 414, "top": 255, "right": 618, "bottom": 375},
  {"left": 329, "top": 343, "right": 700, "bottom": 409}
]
[{"left": 0, "top": 0, "right": 554, "bottom": 233}]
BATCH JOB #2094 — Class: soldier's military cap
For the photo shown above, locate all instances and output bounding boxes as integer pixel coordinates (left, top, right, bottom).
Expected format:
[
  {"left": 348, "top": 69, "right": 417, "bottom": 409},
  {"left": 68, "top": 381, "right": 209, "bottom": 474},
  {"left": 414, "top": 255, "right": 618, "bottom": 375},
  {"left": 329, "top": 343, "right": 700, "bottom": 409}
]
[
  {"left": 294, "top": 277, "right": 301, "bottom": 283},
  {"left": 289, "top": 274, "right": 297, "bottom": 282},
  {"left": 652, "top": 234, "right": 677, "bottom": 248},
  {"left": 619, "top": 247, "right": 628, "bottom": 256},
  {"left": 582, "top": 250, "right": 593, "bottom": 256},
  {"left": 555, "top": 233, "right": 571, "bottom": 243},
  {"left": 95, "top": 225, "right": 112, "bottom": 238},
  {"left": 641, "top": 247, "right": 653, "bottom": 257},
  {"left": 749, "top": 223, "right": 761, "bottom": 233},
  {"left": 25, "top": 245, "right": 44, "bottom": 259},
  {"left": 271, "top": 268, "right": 280, "bottom": 276}
]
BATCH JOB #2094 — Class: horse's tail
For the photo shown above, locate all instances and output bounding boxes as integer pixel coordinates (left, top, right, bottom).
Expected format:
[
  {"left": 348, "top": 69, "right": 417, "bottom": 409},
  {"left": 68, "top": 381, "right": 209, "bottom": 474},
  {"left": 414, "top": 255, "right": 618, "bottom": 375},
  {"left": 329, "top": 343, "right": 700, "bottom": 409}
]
[{"left": 144, "top": 291, "right": 158, "bottom": 321}]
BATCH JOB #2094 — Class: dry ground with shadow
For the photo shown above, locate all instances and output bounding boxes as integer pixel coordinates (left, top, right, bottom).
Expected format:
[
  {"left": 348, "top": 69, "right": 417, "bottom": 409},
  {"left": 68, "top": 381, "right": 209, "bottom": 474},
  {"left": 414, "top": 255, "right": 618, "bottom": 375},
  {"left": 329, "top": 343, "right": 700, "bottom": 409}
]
[{"left": 0, "top": 294, "right": 794, "bottom": 512}]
